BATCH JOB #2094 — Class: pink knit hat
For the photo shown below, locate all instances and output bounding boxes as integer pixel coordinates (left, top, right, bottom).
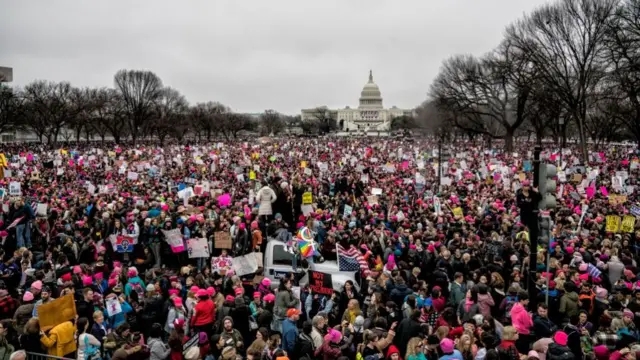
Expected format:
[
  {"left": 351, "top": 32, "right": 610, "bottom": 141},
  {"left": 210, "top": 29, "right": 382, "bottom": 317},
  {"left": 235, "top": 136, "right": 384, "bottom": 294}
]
[
  {"left": 73, "top": 265, "right": 83, "bottom": 274},
  {"left": 553, "top": 331, "right": 568, "bottom": 346},
  {"left": 206, "top": 287, "right": 215, "bottom": 296},
  {"left": 82, "top": 276, "right": 93, "bottom": 286},
  {"left": 263, "top": 293, "right": 276, "bottom": 303},
  {"left": 23, "top": 291, "right": 34, "bottom": 302}
]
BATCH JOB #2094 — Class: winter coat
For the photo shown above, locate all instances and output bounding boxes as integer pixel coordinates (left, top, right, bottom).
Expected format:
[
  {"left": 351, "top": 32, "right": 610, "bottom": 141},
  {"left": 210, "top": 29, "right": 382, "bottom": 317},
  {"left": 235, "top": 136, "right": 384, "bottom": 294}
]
[
  {"left": 282, "top": 318, "right": 298, "bottom": 354},
  {"left": 256, "top": 186, "right": 277, "bottom": 216},
  {"left": 533, "top": 315, "right": 557, "bottom": 338},
  {"left": 315, "top": 341, "right": 342, "bottom": 360},
  {"left": 275, "top": 290, "right": 299, "bottom": 319},
  {"left": 389, "top": 284, "right": 413, "bottom": 308},
  {"left": 457, "top": 301, "right": 480, "bottom": 323},
  {"left": 559, "top": 292, "right": 580, "bottom": 318},
  {"left": 546, "top": 343, "right": 575, "bottom": 360},
  {"left": 477, "top": 294, "right": 494, "bottom": 318},
  {"left": 40, "top": 321, "right": 77, "bottom": 357},
  {"left": 510, "top": 302, "right": 533, "bottom": 335},
  {"left": 148, "top": 337, "right": 171, "bottom": 360},
  {"left": 449, "top": 281, "right": 466, "bottom": 306},
  {"left": 13, "top": 304, "right": 34, "bottom": 334}
]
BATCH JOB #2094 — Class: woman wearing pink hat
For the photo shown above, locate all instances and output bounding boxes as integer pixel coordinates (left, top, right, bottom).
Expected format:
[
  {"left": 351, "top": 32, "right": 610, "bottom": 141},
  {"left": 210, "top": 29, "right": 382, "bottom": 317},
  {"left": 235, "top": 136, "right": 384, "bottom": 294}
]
[{"left": 165, "top": 296, "right": 188, "bottom": 335}]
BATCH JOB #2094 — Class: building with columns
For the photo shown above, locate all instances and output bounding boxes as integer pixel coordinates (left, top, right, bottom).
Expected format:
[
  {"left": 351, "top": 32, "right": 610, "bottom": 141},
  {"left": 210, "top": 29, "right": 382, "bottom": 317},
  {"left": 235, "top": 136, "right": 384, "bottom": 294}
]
[{"left": 301, "top": 70, "right": 413, "bottom": 132}]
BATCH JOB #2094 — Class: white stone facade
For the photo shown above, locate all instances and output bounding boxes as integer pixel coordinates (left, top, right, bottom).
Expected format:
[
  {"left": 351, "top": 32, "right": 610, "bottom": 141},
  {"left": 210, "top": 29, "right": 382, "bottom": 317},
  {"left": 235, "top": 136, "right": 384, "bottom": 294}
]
[{"left": 301, "top": 71, "right": 412, "bottom": 132}]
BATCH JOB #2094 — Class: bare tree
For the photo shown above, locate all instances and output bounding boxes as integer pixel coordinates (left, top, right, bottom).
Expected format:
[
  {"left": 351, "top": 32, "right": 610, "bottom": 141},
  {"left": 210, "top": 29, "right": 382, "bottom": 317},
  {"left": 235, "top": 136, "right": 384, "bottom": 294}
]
[
  {"left": 113, "top": 69, "right": 164, "bottom": 145},
  {"left": 506, "top": 0, "right": 619, "bottom": 162},
  {"left": 152, "top": 87, "right": 189, "bottom": 144},
  {"left": 260, "top": 110, "right": 283, "bottom": 135},
  {"left": 22, "top": 81, "right": 80, "bottom": 144},
  {"left": 0, "top": 85, "right": 24, "bottom": 135}
]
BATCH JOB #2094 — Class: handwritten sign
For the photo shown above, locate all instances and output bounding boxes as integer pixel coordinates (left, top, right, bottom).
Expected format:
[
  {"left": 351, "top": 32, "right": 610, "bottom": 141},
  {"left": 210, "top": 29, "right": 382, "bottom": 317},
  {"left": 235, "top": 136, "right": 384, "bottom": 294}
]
[
  {"left": 621, "top": 215, "right": 636, "bottom": 233},
  {"left": 606, "top": 215, "right": 621, "bottom": 233},
  {"left": 452, "top": 207, "right": 464, "bottom": 217},
  {"left": 105, "top": 297, "right": 122, "bottom": 317},
  {"left": 609, "top": 195, "right": 627, "bottom": 206},
  {"left": 302, "top": 192, "right": 313, "bottom": 205},
  {"left": 214, "top": 231, "right": 232, "bottom": 249},
  {"left": 308, "top": 270, "right": 333, "bottom": 295},
  {"left": 162, "top": 229, "right": 185, "bottom": 253},
  {"left": 8, "top": 181, "right": 20, "bottom": 196},
  {"left": 187, "top": 238, "right": 210, "bottom": 258}
]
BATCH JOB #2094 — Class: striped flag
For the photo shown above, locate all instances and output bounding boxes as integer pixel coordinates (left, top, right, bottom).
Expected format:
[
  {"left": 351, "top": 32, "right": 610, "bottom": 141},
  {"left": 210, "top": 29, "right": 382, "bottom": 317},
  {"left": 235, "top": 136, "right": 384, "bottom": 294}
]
[
  {"left": 6, "top": 216, "right": 24, "bottom": 229},
  {"left": 337, "top": 243, "right": 370, "bottom": 276}
]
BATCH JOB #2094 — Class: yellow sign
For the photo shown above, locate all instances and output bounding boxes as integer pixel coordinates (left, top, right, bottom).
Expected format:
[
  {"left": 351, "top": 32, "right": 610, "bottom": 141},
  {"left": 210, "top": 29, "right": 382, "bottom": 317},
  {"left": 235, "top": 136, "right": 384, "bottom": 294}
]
[
  {"left": 302, "top": 192, "right": 313, "bottom": 205},
  {"left": 249, "top": 170, "right": 256, "bottom": 180},
  {"left": 606, "top": 215, "right": 621, "bottom": 233},
  {"left": 300, "top": 161, "right": 307, "bottom": 168},
  {"left": 609, "top": 195, "right": 627, "bottom": 206},
  {"left": 452, "top": 207, "right": 464, "bottom": 217},
  {"left": 108, "top": 151, "right": 116, "bottom": 158},
  {"left": 518, "top": 172, "right": 526, "bottom": 181},
  {"left": 0, "top": 154, "right": 7, "bottom": 168},
  {"left": 621, "top": 215, "right": 636, "bottom": 233},
  {"left": 38, "top": 294, "right": 77, "bottom": 331}
]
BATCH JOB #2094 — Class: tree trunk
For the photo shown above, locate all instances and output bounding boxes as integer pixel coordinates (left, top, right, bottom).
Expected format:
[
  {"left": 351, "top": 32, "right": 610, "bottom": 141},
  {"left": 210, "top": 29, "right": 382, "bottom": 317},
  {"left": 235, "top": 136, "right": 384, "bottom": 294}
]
[{"left": 504, "top": 127, "right": 515, "bottom": 153}]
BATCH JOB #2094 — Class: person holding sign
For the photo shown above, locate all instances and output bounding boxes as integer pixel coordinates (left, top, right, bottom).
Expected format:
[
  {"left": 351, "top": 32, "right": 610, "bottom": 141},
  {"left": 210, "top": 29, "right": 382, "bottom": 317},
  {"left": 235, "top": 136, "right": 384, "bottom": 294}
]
[{"left": 40, "top": 309, "right": 77, "bottom": 358}]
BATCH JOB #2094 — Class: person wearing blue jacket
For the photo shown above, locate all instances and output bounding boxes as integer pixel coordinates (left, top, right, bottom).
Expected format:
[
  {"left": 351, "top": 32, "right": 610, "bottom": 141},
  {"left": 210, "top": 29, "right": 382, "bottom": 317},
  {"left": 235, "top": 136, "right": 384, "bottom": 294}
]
[
  {"left": 105, "top": 293, "right": 133, "bottom": 328},
  {"left": 124, "top": 267, "right": 146, "bottom": 300},
  {"left": 282, "top": 308, "right": 300, "bottom": 354}
]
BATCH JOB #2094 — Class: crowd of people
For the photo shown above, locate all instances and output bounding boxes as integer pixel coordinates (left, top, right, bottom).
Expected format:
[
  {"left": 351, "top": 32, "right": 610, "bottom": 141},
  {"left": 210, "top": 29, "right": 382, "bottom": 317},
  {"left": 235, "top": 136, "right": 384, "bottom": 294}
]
[{"left": 0, "top": 136, "right": 636, "bottom": 360}]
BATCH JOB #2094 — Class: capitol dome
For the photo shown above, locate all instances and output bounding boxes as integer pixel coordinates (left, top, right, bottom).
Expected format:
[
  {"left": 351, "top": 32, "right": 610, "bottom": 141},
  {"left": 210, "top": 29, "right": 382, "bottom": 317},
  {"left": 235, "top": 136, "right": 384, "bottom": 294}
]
[{"left": 359, "top": 70, "right": 383, "bottom": 109}]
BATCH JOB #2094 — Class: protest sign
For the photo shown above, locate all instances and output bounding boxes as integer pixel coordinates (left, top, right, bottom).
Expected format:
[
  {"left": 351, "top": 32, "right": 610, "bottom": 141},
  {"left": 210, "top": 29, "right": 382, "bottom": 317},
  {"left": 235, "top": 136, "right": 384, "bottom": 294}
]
[
  {"left": 105, "top": 297, "right": 122, "bottom": 317},
  {"left": 301, "top": 204, "right": 313, "bottom": 216},
  {"left": 367, "top": 195, "right": 378, "bottom": 205},
  {"left": 211, "top": 256, "right": 233, "bottom": 274},
  {"left": 36, "top": 203, "right": 48, "bottom": 217},
  {"left": 214, "top": 231, "right": 232, "bottom": 249},
  {"left": 162, "top": 229, "right": 185, "bottom": 252},
  {"left": 231, "top": 254, "right": 259, "bottom": 277},
  {"left": 452, "top": 207, "right": 463, "bottom": 217},
  {"left": 38, "top": 294, "right": 77, "bottom": 331},
  {"left": 8, "top": 181, "right": 20, "bottom": 196},
  {"left": 187, "top": 238, "right": 210, "bottom": 258},
  {"left": 371, "top": 188, "right": 382, "bottom": 195},
  {"left": 609, "top": 195, "right": 627, "bottom": 206},
  {"left": 308, "top": 270, "right": 333, "bottom": 295},
  {"left": 606, "top": 215, "right": 621, "bottom": 233},
  {"left": 302, "top": 192, "right": 313, "bottom": 205},
  {"left": 343, "top": 204, "right": 353, "bottom": 219},
  {"left": 621, "top": 216, "right": 636, "bottom": 233},
  {"left": 631, "top": 206, "right": 640, "bottom": 217},
  {"left": 127, "top": 171, "right": 139, "bottom": 181}
]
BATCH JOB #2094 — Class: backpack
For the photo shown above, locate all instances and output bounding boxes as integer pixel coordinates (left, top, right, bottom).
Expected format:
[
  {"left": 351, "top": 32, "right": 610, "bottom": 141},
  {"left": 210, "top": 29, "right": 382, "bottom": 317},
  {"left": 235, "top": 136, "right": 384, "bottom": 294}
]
[
  {"left": 131, "top": 282, "right": 145, "bottom": 304},
  {"left": 502, "top": 296, "right": 518, "bottom": 324}
]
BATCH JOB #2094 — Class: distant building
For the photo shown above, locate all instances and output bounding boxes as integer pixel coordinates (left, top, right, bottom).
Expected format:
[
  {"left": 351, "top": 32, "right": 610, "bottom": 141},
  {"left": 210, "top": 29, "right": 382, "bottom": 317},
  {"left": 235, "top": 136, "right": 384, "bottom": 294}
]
[{"left": 301, "top": 70, "right": 413, "bottom": 132}]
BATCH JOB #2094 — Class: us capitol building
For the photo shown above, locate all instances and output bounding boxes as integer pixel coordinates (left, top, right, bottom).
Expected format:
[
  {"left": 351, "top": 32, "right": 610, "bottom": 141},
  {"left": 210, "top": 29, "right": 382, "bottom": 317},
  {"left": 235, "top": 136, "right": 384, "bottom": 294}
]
[{"left": 301, "top": 70, "right": 413, "bottom": 132}]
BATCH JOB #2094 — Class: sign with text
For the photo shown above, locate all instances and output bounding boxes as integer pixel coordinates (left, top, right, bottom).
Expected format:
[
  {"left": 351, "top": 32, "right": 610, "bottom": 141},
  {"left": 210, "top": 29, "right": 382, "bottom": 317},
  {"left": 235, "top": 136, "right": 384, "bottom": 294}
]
[
  {"left": 38, "top": 294, "right": 77, "bottom": 331},
  {"left": 214, "top": 231, "right": 232, "bottom": 249},
  {"left": 308, "top": 270, "right": 333, "bottom": 295}
]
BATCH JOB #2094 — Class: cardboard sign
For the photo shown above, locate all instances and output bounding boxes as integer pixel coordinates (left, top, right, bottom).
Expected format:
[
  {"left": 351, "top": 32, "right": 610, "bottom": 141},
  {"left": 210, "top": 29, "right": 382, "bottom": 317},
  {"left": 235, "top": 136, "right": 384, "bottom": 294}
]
[
  {"left": 606, "top": 215, "right": 621, "bottom": 233},
  {"left": 609, "top": 195, "right": 627, "bottom": 206},
  {"left": 214, "top": 231, "right": 232, "bottom": 249},
  {"left": 187, "top": 238, "right": 210, "bottom": 258},
  {"left": 36, "top": 203, "right": 48, "bottom": 217},
  {"left": 621, "top": 215, "right": 636, "bottom": 233},
  {"left": 38, "top": 294, "right": 77, "bottom": 331},
  {"left": 308, "top": 270, "right": 333, "bottom": 295},
  {"left": 302, "top": 192, "right": 313, "bottom": 205},
  {"left": 231, "top": 254, "right": 259, "bottom": 277}
]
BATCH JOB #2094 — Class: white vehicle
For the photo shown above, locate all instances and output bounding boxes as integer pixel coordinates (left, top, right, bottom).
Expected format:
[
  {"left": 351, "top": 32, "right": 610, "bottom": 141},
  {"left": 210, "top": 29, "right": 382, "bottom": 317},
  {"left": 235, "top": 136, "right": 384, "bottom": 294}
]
[{"left": 262, "top": 239, "right": 360, "bottom": 292}]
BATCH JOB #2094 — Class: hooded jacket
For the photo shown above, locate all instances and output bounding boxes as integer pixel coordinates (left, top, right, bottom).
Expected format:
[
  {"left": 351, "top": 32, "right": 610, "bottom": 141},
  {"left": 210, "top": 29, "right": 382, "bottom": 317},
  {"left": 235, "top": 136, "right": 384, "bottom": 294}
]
[
  {"left": 559, "top": 292, "right": 580, "bottom": 318},
  {"left": 124, "top": 276, "right": 146, "bottom": 299},
  {"left": 386, "top": 345, "right": 402, "bottom": 360},
  {"left": 510, "top": 302, "right": 533, "bottom": 335},
  {"left": 546, "top": 342, "right": 575, "bottom": 360}
]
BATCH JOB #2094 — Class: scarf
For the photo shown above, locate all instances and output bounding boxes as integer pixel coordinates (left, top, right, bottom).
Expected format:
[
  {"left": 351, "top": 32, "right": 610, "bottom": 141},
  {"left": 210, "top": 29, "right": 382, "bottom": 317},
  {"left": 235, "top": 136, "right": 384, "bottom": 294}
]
[{"left": 465, "top": 298, "right": 473, "bottom": 312}]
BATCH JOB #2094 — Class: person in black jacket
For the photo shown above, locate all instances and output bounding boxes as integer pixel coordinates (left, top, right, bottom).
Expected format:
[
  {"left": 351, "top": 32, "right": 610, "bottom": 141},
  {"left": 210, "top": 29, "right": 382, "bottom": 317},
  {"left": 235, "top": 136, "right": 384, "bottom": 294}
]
[
  {"left": 533, "top": 303, "right": 557, "bottom": 338},
  {"left": 395, "top": 310, "right": 425, "bottom": 356},
  {"left": 293, "top": 321, "right": 315, "bottom": 360}
]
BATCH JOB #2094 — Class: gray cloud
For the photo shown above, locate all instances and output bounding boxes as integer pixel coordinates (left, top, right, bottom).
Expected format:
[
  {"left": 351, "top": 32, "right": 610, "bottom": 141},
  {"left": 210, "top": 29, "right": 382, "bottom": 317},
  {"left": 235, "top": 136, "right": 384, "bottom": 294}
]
[{"left": 1, "top": 0, "right": 552, "bottom": 114}]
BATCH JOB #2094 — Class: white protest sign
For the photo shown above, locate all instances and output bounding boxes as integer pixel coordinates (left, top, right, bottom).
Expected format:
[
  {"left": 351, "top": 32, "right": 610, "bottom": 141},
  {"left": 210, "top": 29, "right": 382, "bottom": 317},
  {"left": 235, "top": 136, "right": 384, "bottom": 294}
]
[
  {"left": 36, "top": 203, "right": 48, "bottom": 217},
  {"left": 187, "top": 238, "right": 210, "bottom": 258},
  {"left": 9, "top": 182, "right": 21, "bottom": 196},
  {"left": 231, "top": 254, "right": 259, "bottom": 277},
  {"left": 372, "top": 188, "right": 382, "bottom": 195},
  {"left": 161, "top": 229, "right": 185, "bottom": 253},
  {"left": 127, "top": 171, "right": 139, "bottom": 181},
  {"left": 105, "top": 297, "right": 122, "bottom": 317}
]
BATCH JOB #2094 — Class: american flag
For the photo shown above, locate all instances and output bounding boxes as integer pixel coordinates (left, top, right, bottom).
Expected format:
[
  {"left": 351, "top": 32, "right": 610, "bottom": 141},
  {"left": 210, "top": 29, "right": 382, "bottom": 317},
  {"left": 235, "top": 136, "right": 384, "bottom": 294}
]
[
  {"left": 6, "top": 216, "right": 24, "bottom": 229},
  {"left": 337, "top": 243, "right": 370, "bottom": 276}
]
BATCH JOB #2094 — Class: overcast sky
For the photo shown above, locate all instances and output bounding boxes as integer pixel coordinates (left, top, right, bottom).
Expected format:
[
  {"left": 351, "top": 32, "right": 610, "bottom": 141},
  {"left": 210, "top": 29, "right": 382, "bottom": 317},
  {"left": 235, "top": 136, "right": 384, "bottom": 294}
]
[{"left": 1, "top": 0, "right": 552, "bottom": 115}]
